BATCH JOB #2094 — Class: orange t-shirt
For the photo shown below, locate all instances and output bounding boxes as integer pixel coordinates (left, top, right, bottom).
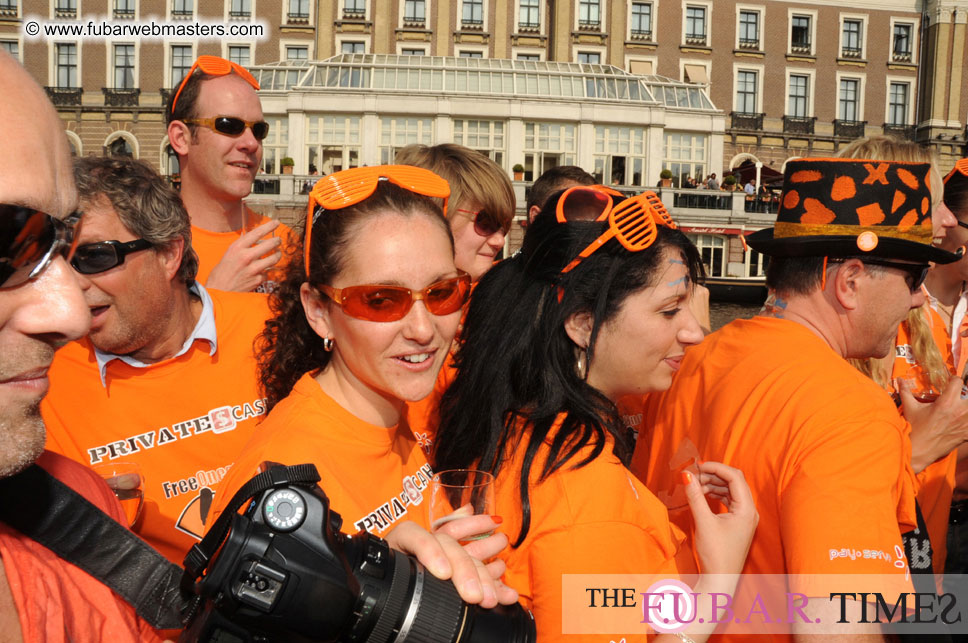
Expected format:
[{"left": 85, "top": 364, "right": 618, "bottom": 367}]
[
  {"left": 496, "top": 422, "right": 681, "bottom": 643},
  {"left": 191, "top": 209, "right": 295, "bottom": 290},
  {"left": 0, "top": 451, "right": 163, "bottom": 643},
  {"left": 211, "top": 373, "right": 434, "bottom": 537},
  {"left": 633, "top": 316, "right": 916, "bottom": 642},
  {"left": 42, "top": 289, "right": 271, "bottom": 563},
  {"left": 890, "top": 305, "right": 958, "bottom": 578}
]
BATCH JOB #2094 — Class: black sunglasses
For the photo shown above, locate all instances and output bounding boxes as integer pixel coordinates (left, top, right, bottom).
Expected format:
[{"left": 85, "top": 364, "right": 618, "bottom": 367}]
[
  {"left": 0, "top": 205, "right": 81, "bottom": 289},
  {"left": 71, "top": 239, "right": 152, "bottom": 275},
  {"left": 957, "top": 220, "right": 968, "bottom": 231},
  {"left": 183, "top": 116, "right": 269, "bottom": 141},
  {"left": 456, "top": 208, "right": 510, "bottom": 237},
  {"left": 832, "top": 257, "right": 930, "bottom": 294}
]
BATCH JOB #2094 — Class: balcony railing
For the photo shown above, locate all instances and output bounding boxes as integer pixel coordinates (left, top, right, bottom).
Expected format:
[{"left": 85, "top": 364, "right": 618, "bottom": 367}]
[
  {"left": 883, "top": 123, "right": 916, "bottom": 141},
  {"left": 45, "top": 87, "right": 82, "bottom": 106},
  {"left": 841, "top": 46, "right": 862, "bottom": 58},
  {"left": 103, "top": 88, "right": 140, "bottom": 107},
  {"left": 833, "top": 119, "right": 866, "bottom": 138},
  {"left": 730, "top": 112, "right": 764, "bottom": 130},
  {"left": 783, "top": 115, "right": 815, "bottom": 134},
  {"left": 286, "top": 11, "right": 309, "bottom": 23},
  {"left": 228, "top": 9, "right": 250, "bottom": 18},
  {"left": 171, "top": 8, "right": 192, "bottom": 17},
  {"left": 402, "top": 16, "right": 425, "bottom": 27},
  {"left": 630, "top": 29, "right": 652, "bottom": 41},
  {"left": 342, "top": 7, "right": 364, "bottom": 19},
  {"left": 0, "top": 3, "right": 16, "bottom": 16},
  {"left": 790, "top": 42, "right": 811, "bottom": 54},
  {"left": 672, "top": 191, "right": 734, "bottom": 211},
  {"left": 54, "top": 4, "right": 76, "bottom": 17},
  {"left": 892, "top": 50, "right": 912, "bottom": 63},
  {"left": 460, "top": 17, "right": 483, "bottom": 30},
  {"left": 684, "top": 34, "right": 707, "bottom": 46},
  {"left": 113, "top": 7, "right": 134, "bottom": 18},
  {"left": 738, "top": 37, "right": 759, "bottom": 50},
  {"left": 578, "top": 19, "right": 600, "bottom": 31},
  {"left": 518, "top": 21, "right": 539, "bottom": 32}
]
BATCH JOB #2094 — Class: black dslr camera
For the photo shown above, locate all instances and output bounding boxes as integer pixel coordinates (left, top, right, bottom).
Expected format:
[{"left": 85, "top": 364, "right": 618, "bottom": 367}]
[{"left": 179, "top": 463, "right": 535, "bottom": 643}]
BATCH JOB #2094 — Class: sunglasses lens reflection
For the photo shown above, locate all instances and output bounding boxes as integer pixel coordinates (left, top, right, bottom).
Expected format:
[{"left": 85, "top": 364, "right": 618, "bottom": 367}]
[
  {"left": 72, "top": 244, "right": 121, "bottom": 274},
  {"left": 0, "top": 208, "right": 56, "bottom": 288}
]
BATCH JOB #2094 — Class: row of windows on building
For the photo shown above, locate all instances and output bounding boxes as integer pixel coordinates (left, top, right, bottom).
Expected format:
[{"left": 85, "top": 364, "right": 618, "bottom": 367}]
[
  {"left": 18, "top": 38, "right": 912, "bottom": 128},
  {"left": 734, "top": 69, "right": 913, "bottom": 126},
  {"left": 0, "top": 0, "right": 917, "bottom": 64}
]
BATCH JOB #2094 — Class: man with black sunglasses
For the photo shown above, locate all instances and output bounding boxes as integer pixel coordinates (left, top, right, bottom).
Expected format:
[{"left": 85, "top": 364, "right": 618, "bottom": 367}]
[
  {"left": 166, "top": 56, "right": 294, "bottom": 293},
  {"left": 40, "top": 155, "right": 275, "bottom": 566}
]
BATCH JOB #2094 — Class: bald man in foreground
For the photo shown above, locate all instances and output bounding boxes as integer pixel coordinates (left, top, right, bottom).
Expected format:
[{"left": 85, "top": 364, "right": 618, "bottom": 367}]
[{"left": 0, "top": 50, "right": 165, "bottom": 641}]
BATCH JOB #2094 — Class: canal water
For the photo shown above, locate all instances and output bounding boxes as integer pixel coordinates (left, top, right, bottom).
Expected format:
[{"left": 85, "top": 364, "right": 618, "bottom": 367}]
[{"left": 709, "top": 301, "right": 763, "bottom": 332}]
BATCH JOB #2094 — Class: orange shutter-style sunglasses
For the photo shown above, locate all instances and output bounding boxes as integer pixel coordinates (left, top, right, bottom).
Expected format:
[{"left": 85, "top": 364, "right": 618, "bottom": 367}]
[
  {"left": 304, "top": 165, "right": 451, "bottom": 278},
  {"left": 556, "top": 186, "right": 676, "bottom": 274},
  {"left": 170, "top": 55, "right": 260, "bottom": 114},
  {"left": 944, "top": 158, "right": 968, "bottom": 185}
]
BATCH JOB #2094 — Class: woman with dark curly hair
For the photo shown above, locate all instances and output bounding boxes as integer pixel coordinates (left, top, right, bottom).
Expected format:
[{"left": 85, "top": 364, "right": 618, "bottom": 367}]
[
  {"left": 433, "top": 186, "right": 758, "bottom": 642},
  {"left": 211, "top": 165, "right": 516, "bottom": 608}
]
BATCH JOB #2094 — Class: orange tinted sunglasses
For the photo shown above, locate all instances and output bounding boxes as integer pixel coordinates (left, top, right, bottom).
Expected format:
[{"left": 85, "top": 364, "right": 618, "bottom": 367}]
[
  {"left": 171, "top": 55, "right": 260, "bottom": 114},
  {"left": 304, "top": 165, "right": 451, "bottom": 277},
  {"left": 944, "top": 159, "right": 968, "bottom": 185},
  {"left": 318, "top": 273, "right": 471, "bottom": 322},
  {"left": 556, "top": 186, "right": 675, "bottom": 274}
]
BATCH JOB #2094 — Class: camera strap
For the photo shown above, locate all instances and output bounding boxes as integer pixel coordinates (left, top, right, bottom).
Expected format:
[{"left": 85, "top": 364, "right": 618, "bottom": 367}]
[
  {"left": 182, "top": 462, "right": 320, "bottom": 585},
  {"left": 0, "top": 464, "right": 187, "bottom": 630}
]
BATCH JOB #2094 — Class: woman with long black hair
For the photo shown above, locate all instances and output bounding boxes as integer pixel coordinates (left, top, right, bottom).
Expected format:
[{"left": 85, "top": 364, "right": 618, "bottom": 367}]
[{"left": 434, "top": 186, "right": 758, "bottom": 642}]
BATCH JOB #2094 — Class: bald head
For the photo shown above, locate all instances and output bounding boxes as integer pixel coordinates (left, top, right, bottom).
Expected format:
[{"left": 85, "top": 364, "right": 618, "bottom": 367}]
[{"left": 0, "top": 51, "right": 77, "bottom": 218}]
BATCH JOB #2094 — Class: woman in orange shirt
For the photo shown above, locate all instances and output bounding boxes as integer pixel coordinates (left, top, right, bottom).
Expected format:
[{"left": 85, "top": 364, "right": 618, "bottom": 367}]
[
  {"left": 434, "top": 186, "right": 759, "bottom": 642},
  {"left": 211, "top": 165, "right": 515, "bottom": 608}
]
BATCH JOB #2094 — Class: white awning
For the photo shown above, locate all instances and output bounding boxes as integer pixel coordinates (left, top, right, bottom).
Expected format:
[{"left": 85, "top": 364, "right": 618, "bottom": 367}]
[{"left": 683, "top": 63, "right": 708, "bottom": 84}]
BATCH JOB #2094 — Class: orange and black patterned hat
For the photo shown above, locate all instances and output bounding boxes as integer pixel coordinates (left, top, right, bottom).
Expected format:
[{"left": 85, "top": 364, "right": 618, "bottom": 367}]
[{"left": 747, "top": 158, "right": 961, "bottom": 264}]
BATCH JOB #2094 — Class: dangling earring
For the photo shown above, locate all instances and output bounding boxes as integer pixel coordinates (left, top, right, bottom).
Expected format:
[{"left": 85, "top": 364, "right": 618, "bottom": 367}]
[
  {"left": 575, "top": 346, "right": 588, "bottom": 380},
  {"left": 323, "top": 337, "right": 334, "bottom": 352}
]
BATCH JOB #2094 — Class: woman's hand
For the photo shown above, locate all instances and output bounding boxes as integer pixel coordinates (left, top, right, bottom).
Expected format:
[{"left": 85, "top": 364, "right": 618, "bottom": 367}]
[
  {"left": 684, "top": 461, "right": 758, "bottom": 575},
  {"left": 384, "top": 518, "right": 518, "bottom": 609}
]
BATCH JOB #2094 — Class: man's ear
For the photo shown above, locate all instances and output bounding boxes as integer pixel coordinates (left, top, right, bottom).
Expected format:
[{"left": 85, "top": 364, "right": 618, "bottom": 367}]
[
  {"left": 830, "top": 258, "right": 864, "bottom": 311},
  {"left": 168, "top": 120, "right": 192, "bottom": 156},
  {"left": 528, "top": 204, "right": 541, "bottom": 223},
  {"left": 158, "top": 237, "right": 184, "bottom": 282},
  {"left": 300, "top": 282, "right": 332, "bottom": 341},
  {"left": 564, "top": 309, "right": 594, "bottom": 349}
]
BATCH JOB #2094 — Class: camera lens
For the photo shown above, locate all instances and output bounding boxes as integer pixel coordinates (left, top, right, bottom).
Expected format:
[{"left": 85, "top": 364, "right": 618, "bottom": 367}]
[{"left": 349, "top": 540, "right": 535, "bottom": 643}]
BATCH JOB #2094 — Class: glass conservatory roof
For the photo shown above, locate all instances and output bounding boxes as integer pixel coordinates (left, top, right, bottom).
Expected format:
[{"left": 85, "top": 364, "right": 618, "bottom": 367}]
[{"left": 249, "top": 55, "right": 717, "bottom": 111}]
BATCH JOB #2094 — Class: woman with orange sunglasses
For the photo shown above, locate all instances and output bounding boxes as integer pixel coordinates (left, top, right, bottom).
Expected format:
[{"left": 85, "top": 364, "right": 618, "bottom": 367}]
[
  {"left": 210, "top": 165, "right": 517, "bottom": 609},
  {"left": 434, "top": 186, "right": 758, "bottom": 642}
]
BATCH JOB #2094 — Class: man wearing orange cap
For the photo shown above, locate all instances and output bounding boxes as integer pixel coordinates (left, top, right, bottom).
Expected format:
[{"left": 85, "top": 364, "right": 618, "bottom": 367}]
[
  {"left": 166, "top": 56, "right": 293, "bottom": 293},
  {"left": 634, "top": 158, "right": 968, "bottom": 641}
]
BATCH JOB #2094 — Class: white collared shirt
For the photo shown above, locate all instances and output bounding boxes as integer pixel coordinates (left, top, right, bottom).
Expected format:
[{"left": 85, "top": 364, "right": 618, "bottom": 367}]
[{"left": 94, "top": 281, "right": 218, "bottom": 386}]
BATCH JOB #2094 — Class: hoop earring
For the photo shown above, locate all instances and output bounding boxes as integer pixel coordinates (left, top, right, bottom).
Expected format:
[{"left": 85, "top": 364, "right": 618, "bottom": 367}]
[
  {"left": 323, "top": 337, "right": 334, "bottom": 352},
  {"left": 575, "top": 346, "right": 588, "bottom": 380}
]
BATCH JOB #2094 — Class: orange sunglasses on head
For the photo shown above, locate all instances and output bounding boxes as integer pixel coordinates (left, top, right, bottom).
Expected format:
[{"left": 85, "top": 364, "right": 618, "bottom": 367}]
[
  {"left": 304, "top": 165, "right": 451, "bottom": 277},
  {"left": 318, "top": 272, "right": 471, "bottom": 322},
  {"left": 944, "top": 159, "right": 968, "bottom": 185},
  {"left": 556, "top": 186, "right": 676, "bottom": 274},
  {"left": 171, "top": 55, "right": 260, "bottom": 114}
]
